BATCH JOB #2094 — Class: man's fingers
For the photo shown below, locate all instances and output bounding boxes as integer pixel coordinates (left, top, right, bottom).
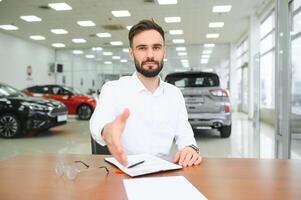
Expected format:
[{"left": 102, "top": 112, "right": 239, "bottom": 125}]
[
  {"left": 109, "top": 146, "right": 128, "bottom": 166},
  {"left": 178, "top": 151, "right": 187, "bottom": 166},
  {"left": 182, "top": 152, "right": 193, "bottom": 167},
  {"left": 173, "top": 152, "right": 180, "bottom": 163},
  {"left": 119, "top": 108, "right": 130, "bottom": 123},
  {"left": 188, "top": 153, "right": 198, "bottom": 166},
  {"left": 115, "top": 151, "right": 128, "bottom": 166},
  {"left": 194, "top": 156, "right": 203, "bottom": 165}
]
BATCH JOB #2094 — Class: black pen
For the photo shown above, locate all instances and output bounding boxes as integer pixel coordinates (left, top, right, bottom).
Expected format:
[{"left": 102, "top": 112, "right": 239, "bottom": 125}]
[{"left": 127, "top": 160, "right": 145, "bottom": 169}]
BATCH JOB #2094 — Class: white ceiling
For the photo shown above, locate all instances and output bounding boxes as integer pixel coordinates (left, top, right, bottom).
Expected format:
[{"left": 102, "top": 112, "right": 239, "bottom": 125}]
[{"left": 0, "top": 0, "right": 272, "bottom": 71}]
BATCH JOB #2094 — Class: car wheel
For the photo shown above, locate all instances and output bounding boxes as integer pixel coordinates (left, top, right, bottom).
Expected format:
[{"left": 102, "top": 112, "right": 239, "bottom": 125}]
[
  {"left": 220, "top": 125, "right": 231, "bottom": 138},
  {"left": 77, "top": 104, "right": 93, "bottom": 120},
  {"left": 0, "top": 113, "right": 22, "bottom": 138}
]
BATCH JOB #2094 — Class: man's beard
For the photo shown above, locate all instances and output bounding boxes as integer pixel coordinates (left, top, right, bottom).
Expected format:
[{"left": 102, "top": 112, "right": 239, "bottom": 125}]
[{"left": 134, "top": 57, "right": 164, "bottom": 78}]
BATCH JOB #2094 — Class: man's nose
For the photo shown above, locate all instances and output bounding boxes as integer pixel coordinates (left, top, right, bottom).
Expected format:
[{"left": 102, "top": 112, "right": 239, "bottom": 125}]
[{"left": 146, "top": 48, "right": 154, "bottom": 58}]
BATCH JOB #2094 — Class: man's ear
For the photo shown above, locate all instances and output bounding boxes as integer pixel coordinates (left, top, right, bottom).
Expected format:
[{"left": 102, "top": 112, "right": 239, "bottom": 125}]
[{"left": 128, "top": 48, "right": 134, "bottom": 60}]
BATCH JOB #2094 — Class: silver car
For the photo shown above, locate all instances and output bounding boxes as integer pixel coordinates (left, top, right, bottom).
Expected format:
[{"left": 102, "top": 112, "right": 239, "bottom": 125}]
[{"left": 165, "top": 71, "right": 231, "bottom": 138}]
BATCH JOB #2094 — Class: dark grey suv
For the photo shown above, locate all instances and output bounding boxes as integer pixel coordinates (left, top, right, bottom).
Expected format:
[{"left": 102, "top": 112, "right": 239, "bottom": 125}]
[{"left": 165, "top": 71, "right": 231, "bottom": 138}]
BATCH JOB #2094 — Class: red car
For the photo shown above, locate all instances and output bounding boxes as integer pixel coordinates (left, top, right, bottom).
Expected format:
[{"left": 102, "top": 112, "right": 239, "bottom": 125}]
[{"left": 23, "top": 85, "right": 96, "bottom": 120}]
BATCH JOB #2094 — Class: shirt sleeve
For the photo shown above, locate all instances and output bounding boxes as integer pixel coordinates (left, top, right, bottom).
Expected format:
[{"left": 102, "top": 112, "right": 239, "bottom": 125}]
[
  {"left": 89, "top": 82, "right": 118, "bottom": 146},
  {"left": 174, "top": 89, "right": 198, "bottom": 150}
]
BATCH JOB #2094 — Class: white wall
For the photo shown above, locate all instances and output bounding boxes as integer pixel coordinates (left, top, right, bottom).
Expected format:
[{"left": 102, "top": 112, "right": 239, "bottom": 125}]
[
  {"left": 0, "top": 31, "right": 55, "bottom": 89},
  {"left": 55, "top": 50, "right": 135, "bottom": 93}
]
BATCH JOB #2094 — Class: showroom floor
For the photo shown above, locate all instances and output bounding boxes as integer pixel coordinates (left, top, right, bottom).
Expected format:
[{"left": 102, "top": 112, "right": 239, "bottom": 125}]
[{"left": 0, "top": 112, "right": 300, "bottom": 160}]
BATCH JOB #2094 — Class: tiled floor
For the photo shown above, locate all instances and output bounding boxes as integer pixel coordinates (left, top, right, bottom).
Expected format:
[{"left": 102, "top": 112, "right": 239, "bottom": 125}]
[{"left": 1, "top": 112, "right": 300, "bottom": 160}]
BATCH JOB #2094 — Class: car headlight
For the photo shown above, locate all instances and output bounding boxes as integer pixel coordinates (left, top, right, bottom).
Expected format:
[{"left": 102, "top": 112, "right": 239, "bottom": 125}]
[{"left": 22, "top": 102, "right": 53, "bottom": 111}]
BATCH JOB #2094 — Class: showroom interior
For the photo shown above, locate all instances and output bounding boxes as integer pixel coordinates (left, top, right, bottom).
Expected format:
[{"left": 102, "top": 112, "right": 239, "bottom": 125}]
[{"left": 0, "top": 0, "right": 300, "bottom": 161}]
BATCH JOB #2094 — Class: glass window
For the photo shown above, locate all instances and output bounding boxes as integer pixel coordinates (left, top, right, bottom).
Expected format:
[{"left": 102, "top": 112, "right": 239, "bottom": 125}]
[
  {"left": 293, "top": 11, "right": 301, "bottom": 34},
  {"left": 236, "top": 68, "right": 242, "bottom": 104},
  {"left": 293, "top": 0, "right": 301, "bottom": 11},
  {"left": 260, "top": 11, "right": 275, "bottom": 109},
  {"left": 243, "top": 40, "right": 248, "bottom": 52},
  {"left": 260, "top": 52, "right": 275, "bottom": 108},
  {"left": 236, "top": 45, "right": 243, "bottom": 58},
  {"left": 166, "top": 74, "right": 220, "bottom": 88},
  {"left": 243, "top": 52, "right": 248, "bottom": 63},
  {"left": 291, "top": 36, "right": 301, "bottom": 114},
  {"left": 237, "top": 58, "right": 242, "bottom": 67},
  {"left": 242, "top": 67, "right": 248, "bottom": 112},
  {"left": 260, "top": 34, "right": 275, "bottom": 54},
  {"left": 260, "top": 14, "right": 274, "bottom": 38}
]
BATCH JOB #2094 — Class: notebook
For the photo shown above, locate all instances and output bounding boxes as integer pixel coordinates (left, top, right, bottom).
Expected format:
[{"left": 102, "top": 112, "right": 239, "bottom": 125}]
[{"left": 104, "top": 154, "right": 182, "bottom": 177}]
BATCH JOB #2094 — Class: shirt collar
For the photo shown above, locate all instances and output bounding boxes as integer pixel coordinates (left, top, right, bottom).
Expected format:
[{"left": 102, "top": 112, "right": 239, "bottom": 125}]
[{"left": 131, "top": 72, "right": 165, "bottom": 96}]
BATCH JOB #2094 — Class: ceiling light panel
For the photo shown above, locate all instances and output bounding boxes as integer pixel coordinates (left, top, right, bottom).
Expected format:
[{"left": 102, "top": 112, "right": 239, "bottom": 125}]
[
  {"left": 172, "top": 39, "right": 185, "bottom": 43},
  {"left": 72, "top": 38, "right": 86, "bottom": 43},
  {"left": 48, "top": 3, "right": 72, "bottom": 11},
  {"left": 77, "top": 21, "right": 95, "bottom": 27},
  {"left": 92, "top": 47, "right": 103, "bottom": 51},
  {"left": 96, "top": 33, "right": 112, "bottom": 38},
  {"left": 157, "top": 0, "right": 177, "bottom": 5},
  {"left": 112, "top": 56, "right": 121, "bottom": 60},
  {"left": 123, "top": 48, "right": 129, "bottom": 52},
  {"left": 126, "top": 26, "right": 132, "bottom": 30},
  {"left": 209, "top": 22, "right": 224, "bottom": 28},
  {"left": 201, "top": 54, "right": 211, "bottom": 58},
  {"left": 110, "top": 41, "right": 123, "bottom": 46},
  {"left": 20, "top": 15, "right": 42, "bottom": 22},
  {"left": 169, "top": 30, "right": 183, "bottom": 35},
  {"left": 0, "top": 25, "right": 18, "bottom": 30},
  {"left": 51, "top": 29, "right": 68, "bottom": 34},
  {"left": 30, "top": 35, "right": 45, "bottom": 40},
  {"left": 206, "top": 33, "right": 220, "bottom": 38},
  {"left": 164, "top": 17, "right": 181, "bottom": 23},
  {"left": 212, "top": 5, "right": 232, "bottom": 13},
  {"left": 52, "top": 43, "right": 65, "bottom": 48},
  {"left": 120, "top": 59, "right": 128, "bottom": 63},
  {"left": 85, "top": 54, "right": 95, "bottom": 58},
  {"left": 203, "top": 50, "right": 212, "bottom": 54},
  {"left": 104, "top": 61, "right": 112, "bottom": 64},
  {"left": 103, "top": 52, "right": 113, "bottom": 56},
  {"left": 176, "top": 47, "right": 186, "bottom": 51},
  {"left": 111, "top": 10, "right": 131, "bottom": 17},
  {"left": 201, "top": 59, "right": 209, "bottom": 64},
  {"left": 178, "top": 52, "right": 187, "bottom": 56},
  {"left": 204, "top": 43, "right": 215, "bottom": 48},
  {"left": 72, "top": 50, "right": 83, "bottom": 54}
]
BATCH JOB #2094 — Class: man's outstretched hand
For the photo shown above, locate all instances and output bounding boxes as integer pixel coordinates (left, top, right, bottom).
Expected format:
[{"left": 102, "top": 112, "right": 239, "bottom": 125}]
[{"left": 102, "top": 108, "right": 130, "bottom": 166}]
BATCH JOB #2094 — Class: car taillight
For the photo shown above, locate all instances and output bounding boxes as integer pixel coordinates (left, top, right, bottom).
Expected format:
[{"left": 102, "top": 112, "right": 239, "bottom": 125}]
[
  {"left": 225, "top": 104, "right": 230, "bottom": 113},
  {"left": 210, "top": 89, "right": 228, "bottom": 97}
]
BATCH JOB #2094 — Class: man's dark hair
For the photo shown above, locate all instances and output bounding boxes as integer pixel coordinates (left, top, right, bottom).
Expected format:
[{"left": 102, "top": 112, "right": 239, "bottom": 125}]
[{"left": 128, "top": 19, "right": 165, "bottom": 47}]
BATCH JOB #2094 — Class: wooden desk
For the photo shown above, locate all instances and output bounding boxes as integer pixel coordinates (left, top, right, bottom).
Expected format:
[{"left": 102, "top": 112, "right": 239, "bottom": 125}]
[{"left": 0, "top": 153, "right": 300, "bottom": 200}]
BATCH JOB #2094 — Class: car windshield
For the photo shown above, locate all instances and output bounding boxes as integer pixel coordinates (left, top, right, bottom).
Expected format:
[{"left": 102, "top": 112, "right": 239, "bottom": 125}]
[
  {"left": 63, "top": 86, "right": 84, "bottom": 95},
  {"left": 0, "top": 84, "right": 25, "bottom": 97},
  {"left": 165, "top": 73, "right": 220, "bottom": 88}
]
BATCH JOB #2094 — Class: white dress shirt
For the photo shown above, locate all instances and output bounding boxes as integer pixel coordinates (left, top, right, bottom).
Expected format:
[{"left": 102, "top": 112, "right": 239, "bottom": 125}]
[{"left": 90, "top": 72, "right": 196, "bottom": 157}]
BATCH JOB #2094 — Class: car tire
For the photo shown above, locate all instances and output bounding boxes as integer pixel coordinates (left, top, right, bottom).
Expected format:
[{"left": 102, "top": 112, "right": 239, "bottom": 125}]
[
  {"left": 220, "top": 125, "right": 231, "bottom": 138},
  {"left": 0, "top": 113, "right": 22, "bottom": 138},
  {"left": 77, "top": 104, "right": 93, "bottom": 120}
]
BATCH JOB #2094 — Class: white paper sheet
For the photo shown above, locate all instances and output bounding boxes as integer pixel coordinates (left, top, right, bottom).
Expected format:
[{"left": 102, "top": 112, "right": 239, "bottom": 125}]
[
  {"left": 104, "top": 154, "right": 182, "bottom": 177},
  {"left": 123, "top": 176, "right": 208, "bottom": 200}
]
